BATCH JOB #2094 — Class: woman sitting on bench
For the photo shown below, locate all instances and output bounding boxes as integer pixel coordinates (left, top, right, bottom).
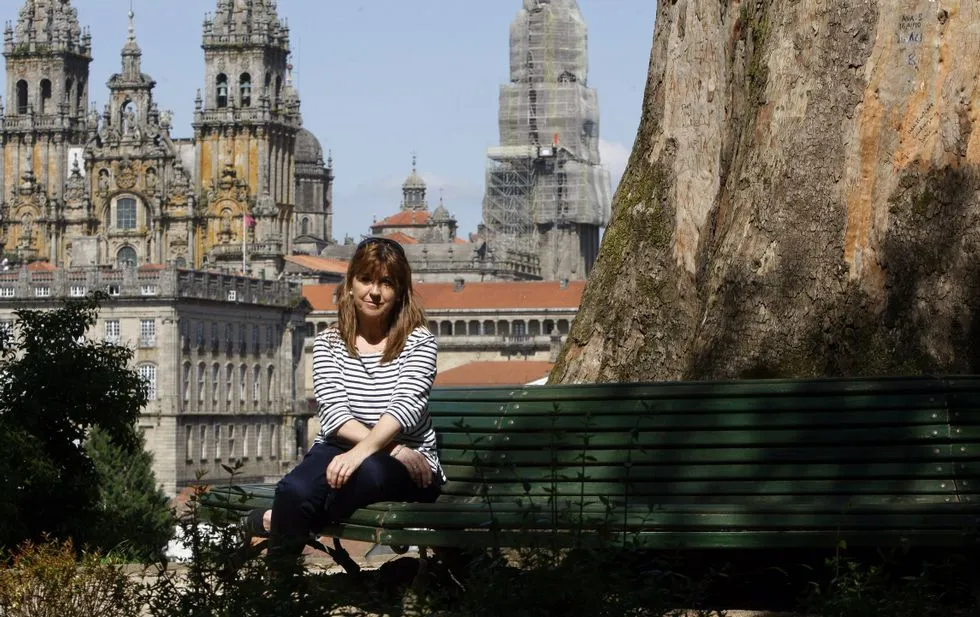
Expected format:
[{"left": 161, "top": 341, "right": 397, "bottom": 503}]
[{"left": 247, "top": 236, "right": 445, "bottom": 560}]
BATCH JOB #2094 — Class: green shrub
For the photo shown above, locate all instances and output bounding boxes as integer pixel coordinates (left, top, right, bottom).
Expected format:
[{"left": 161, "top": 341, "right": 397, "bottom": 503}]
[{"left": 0, "top": 538, "right": 141, "bottom": 617}]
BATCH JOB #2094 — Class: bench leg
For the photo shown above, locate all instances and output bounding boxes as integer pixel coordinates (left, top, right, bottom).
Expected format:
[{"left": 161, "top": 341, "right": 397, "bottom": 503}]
[{"left": 400, "top": 546, "right": 430, "bottom": 617}]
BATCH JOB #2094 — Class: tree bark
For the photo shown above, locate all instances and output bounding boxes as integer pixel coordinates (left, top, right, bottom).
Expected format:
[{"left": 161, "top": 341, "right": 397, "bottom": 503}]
[{"left": 553, "top": 0, "right": 980, "bottom": 383}]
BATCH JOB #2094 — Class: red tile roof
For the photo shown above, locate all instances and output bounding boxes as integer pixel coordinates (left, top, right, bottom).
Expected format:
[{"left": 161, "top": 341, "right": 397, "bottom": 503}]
[
  {"left": 372, "top": 211, "right": 431, "bottom": 227},
  {"left": 303, "top": 280, "right": 585, "bottom": 311},
  {"left": 435, "top": 361, "right": 554, "bottom": 386},
  {"left": 453, "top": 237, "right": 467, "bottom": 244},
  {"left": 284, "top": 254, "right": 349, "bottom": 274},
  {"left": 382, "top": 231, "right": 418, "bottom": 245},
  {"left": 26, "top": 261, "right": 56, "bottom": 272}
]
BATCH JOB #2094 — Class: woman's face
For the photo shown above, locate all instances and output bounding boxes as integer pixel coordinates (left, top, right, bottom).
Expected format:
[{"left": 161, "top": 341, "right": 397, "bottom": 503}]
[{"left": 350, "top": 269, "right": 398, "bottom": 325}]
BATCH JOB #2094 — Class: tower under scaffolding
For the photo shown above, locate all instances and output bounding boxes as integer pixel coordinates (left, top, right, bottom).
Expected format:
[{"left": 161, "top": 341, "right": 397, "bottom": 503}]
[{"left": 482, "top": 0, "right": 611, "bottom": 280}]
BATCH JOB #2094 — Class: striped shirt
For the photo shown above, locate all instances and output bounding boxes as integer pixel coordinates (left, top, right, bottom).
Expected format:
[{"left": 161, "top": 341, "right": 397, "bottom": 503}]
[{"left": 312, "top": 325, "right": 445, "bottom": 482}]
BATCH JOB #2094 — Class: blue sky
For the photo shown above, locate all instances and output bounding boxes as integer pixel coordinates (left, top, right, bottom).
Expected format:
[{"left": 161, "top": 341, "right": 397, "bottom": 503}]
[{"left": 2, "top": 1, "right": 655, "bottom": 241}]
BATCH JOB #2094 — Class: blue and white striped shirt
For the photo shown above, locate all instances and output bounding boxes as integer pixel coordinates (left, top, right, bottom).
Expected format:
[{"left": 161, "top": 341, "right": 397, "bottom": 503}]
[{"left": 312, "top": 326, "right": 445, "bottom": 482}]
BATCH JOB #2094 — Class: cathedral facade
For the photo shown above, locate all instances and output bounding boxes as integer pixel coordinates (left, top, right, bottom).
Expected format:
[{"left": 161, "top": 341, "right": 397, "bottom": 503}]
[{"left": 0, "top": 0, "right": 333, "bottom": 278}]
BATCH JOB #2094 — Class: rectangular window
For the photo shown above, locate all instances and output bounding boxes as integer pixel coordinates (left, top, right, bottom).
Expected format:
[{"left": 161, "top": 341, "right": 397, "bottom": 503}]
[
  {"left": 211, "top": 322, "right": 219, "bottom": 351},
  {"left": 185, "top": 426, "right": 193, "bottom": 463},
  {"left": 138, "top": 364, "right": 157, "bottom": 401},
  {"left": 242, "top": 425, "right": 249, "bottom": 460},
  {"left": 34, "top": 286, "right": 50, "bottom": 297},
  {"left": 199, "top": 425, "right": 207, "bottom": 461},
  {"left": 139, "top": 319, "right": 156, "bottom": 347},
  {"left": 252, "top": 325, "right": 259, "bottom": 350},
  {"left": 228, "top": 425, "right": 236, "bottom": 460},
  {"left": 140, "top": 285, "right": 159, "bottom": 296},
  {"left": 116, "top": 197, "right": 137, "bottom": 229},
  {"left": 105, "top": 319, "right": 120, "bottom": 344},
  {"left": 195, "top": 322, "right": 204, "bottom": 346},
  {"left": 252, "top": 365, "right": 260, "bottom": 404},
  {"left": 255, "top": 424, "right": 263, "bottom": 459},
  {"left": 269, "top": 424, "right": 277, "bottom": 460},
  {"left": 211, "top": 364, "right": 219, "bottom": 404},
  {"left": 69, "top": 285, "right": 87, "bottom": 297},
  {"left": 266, "top": 325, "right": 273, "bottom": 350},
  {"left": 0, "top": 287, "right": 15, "bottom": 298},
  {"left": 0, "top": 320, "right": 13, "bottom": 345},
  {"left": 214, "top": 424, "right": 222, "bottom": 460}
]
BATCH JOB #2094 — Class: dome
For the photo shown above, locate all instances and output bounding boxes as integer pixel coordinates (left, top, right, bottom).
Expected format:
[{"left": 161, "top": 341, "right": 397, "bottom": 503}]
[
  {"left": 294, "top": 128, "right": 323, "bottom": 164},
  {"left": 432, "top": 204, "right": 452, "bottom": 221},
  {"left": 402, "top": 168, "right": 426, "bottom": 191},
  {"left": 402, "top": 153, "right": 427, "bottom": 191}
]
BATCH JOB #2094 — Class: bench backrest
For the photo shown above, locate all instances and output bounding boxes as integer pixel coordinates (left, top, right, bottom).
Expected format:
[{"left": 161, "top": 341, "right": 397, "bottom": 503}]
[{"left": 426, "top": 376, "right": 978, "bottom": 508}]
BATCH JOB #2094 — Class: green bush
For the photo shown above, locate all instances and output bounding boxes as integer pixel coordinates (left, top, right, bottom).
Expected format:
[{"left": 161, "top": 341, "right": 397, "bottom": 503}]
[{"left": 0, "top": 538, "right": 141, "bottom": 617}]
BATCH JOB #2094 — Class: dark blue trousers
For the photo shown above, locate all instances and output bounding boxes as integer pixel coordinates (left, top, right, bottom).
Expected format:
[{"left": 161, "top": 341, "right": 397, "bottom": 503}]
[{"left": 270, "top": 441, "right": 440, "bottom": 544}]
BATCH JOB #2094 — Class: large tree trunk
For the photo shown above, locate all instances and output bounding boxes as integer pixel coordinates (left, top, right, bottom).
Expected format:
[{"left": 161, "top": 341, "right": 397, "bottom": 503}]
[{"left": 553, "top": 0, "right": 980, "bottom": 383}]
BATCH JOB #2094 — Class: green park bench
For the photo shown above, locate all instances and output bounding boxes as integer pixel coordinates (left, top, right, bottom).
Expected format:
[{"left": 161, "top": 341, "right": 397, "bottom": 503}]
[{"left": 203, "top": 375, "right": 979, "bottom": 572}]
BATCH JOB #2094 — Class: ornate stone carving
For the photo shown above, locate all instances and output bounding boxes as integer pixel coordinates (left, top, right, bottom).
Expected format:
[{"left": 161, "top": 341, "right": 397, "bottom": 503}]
[{"left": 116, "top": 160, "right": 137, "bottom": 190}]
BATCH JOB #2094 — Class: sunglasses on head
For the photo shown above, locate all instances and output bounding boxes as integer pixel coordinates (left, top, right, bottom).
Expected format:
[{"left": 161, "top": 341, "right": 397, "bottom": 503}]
[{"left": 356, "top": 236, "right": 406, "bottom": 257}]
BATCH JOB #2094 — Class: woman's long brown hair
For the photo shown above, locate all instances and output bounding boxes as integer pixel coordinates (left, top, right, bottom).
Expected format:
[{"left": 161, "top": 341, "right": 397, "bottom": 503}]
[{"left": 335, "top": 239, "right": 427, "bottom": 363}]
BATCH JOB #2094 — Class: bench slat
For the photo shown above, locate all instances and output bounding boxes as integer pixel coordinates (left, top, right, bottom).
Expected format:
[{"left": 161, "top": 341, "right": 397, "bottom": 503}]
[
  {"left": 363, "top": 527, "right": 976, "bottom": 550},
  {"left": 430, "top": 408, "right": 951, "bottom": 430},
  {"left": 437, "top": 445, "right": 962, "bottom": 465},
  {"left": 439, "top": 462, "right": 959, "bottom": 482},
  {"left": 434, "top": 425, "right": 959, "bottom": 448}
]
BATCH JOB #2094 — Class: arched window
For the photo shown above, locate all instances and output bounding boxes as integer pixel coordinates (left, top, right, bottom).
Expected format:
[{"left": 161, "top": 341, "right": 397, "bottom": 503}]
[
  {"left": 76, "top": 78, "right": 85, "bottom": 114},
  {"left": 239, "top": 364, "right": 247, "bottom": 402},
  {"left": 116, "top": 197, "right": 137, "bottom": 229},
  {"left": 267, "top": 366, "right": 275, "bottom": 403},
  {"left": 39, "top": 79, "right": 51, "bottom": 114},
  {"left": 196, "top": 362, "right": 206, "bottom": 404},
  {"left": 138, "top": 364, "right": 157, "bottom": 401},
  {"left": 182, "top": 362, "right": 191, "bottom": 402},
  {"left": 274, "top": 75, "right": 282, "bottom": 102},
  {"left": 64, "top": 77, "right": 73, "bottom": 110},
  {"left": 239, "top": 73, "right": 251, "bottom": 107},
  {"left": 264, "top": 72, "right": 272, "bottom": 93},
  {"left": 116, "top": 246, "right": 137, "bottom": 269},
  {"left": 301, "top": 217, "right": 310, "bottom": 235},
  {"left": 216, "top": 73, "right": 228, "bottom": 108},
  {"left": 225, "top": 363, "right": 234, "bottom": 406},
  {"left": 252, "top": 365, "right": 261, "bottom": 405},
  {"left": 16, "top": 80, "right": 28, "bottom": 114},
  {"left": 211, "top": 363, "right": 220, "bottom": 404}
]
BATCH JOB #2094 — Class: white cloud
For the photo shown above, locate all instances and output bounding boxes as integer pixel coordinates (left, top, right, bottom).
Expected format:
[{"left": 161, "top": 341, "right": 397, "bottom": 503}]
[{"left": 599, "top": 138, "right": 631, "bottom": 191}]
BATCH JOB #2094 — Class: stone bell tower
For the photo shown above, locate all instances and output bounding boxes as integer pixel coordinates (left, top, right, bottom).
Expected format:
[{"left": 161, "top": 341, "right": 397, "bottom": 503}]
[
  {"left": 0, "top": 0, "right": 92, "bottom": 263},
  {"left": 194, "top": 0, "right": 300, "bottom": 277}
]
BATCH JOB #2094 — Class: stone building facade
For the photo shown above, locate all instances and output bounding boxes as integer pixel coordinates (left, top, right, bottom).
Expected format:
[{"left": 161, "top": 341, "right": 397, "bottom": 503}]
[
  {"left": 0, "top": 0, "right": 334, "bottom": 277},
  {"left": 322, "top": 158, "right": 542, "bottom": 283},
  {"left": 0, "top": 264, "right": 309, "bottom": 495}
]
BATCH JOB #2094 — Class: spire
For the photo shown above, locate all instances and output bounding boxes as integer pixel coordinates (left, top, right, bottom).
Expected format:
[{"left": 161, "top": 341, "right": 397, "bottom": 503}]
[
  {"left": 108, "top": 1, "right": 152, "bottom": 89},
  {"left": 401, "top": 152, "right": 427, "bottom": 212},
  {"left": 204, "top": 0, "right": 289, "bottom": 51},
  {"left": 119, "top": 1, "right": 143, "bottom": 79},
  {"left": 7, "top": 0, "right": 91, "bottom": 57}
]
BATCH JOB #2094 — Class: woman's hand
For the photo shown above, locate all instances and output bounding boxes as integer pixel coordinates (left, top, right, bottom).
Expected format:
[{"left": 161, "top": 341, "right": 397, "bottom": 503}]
[
  {"left": 392, "top": 445, "right": 432, "bottom": 488},
  {"left": 325, "top": 448, "right": 370, "bottom": 489}
]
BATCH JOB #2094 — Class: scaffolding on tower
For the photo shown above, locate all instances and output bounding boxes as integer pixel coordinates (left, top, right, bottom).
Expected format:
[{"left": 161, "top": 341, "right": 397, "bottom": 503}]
[{"left": 482, "top": 0, "right": 611, "bottom": 255}]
